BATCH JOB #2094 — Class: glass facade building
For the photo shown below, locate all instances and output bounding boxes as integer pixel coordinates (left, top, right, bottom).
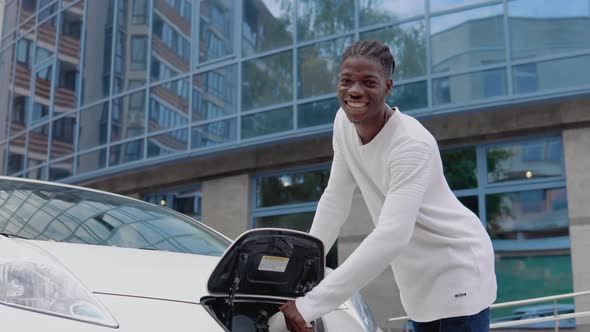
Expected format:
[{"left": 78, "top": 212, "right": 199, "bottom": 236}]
[
  {"left": 1, "top": 0, "right": 589, "bottom": 328},
  {"left": 2, "top": 0, "right": 589, "bottom": 181}
]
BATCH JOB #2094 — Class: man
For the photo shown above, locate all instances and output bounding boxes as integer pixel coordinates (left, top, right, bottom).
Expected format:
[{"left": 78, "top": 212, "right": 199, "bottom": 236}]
[{"left": 279, "top": 40, "right": 497, "bottom": 332}]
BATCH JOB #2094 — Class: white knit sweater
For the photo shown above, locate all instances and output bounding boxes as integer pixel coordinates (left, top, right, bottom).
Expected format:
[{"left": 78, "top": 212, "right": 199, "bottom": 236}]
[{"left": 295, "top": 108, "right": 496, "bottom": 323}]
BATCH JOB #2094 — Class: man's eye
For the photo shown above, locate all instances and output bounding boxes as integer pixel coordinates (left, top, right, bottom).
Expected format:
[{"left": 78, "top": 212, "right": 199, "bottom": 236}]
[
  {"left": 365, "top": 80, "right": 377, "bottom": 86},
  {"left": 339, "top": 79, "right": 351, "bottom": 84}
]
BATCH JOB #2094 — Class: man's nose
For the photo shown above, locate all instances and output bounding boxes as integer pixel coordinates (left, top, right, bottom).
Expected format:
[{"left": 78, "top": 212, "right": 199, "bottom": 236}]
[{"left": 348, "top": 82, "right": 363, "bottom": 96}]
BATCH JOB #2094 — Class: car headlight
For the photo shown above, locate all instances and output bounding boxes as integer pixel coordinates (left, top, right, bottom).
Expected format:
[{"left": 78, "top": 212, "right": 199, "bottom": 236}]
[{"left": 0, "top": 237, "right": 118, "bottom": 328}]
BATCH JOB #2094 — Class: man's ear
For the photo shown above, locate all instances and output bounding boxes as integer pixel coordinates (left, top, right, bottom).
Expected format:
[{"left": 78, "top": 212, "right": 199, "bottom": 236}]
[{"left": 386, "top": 79, "right": 393, "bottom": 95}]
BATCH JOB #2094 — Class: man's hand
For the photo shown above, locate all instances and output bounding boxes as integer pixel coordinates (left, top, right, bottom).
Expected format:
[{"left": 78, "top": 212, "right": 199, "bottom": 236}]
[{"left": 279, "top": 301, "right": 313, "bottom": 332}]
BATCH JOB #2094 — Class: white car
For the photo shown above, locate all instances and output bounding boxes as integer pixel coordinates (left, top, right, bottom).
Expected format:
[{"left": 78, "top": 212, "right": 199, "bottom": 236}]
[{"left": 0, "top": 176, "right": 380, "bottom": 332}]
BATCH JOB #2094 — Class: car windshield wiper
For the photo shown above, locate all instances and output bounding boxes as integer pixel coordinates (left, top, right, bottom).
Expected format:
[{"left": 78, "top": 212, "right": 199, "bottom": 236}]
[{"left": 0, "top": 232, "right": 29, "bottom": 239}]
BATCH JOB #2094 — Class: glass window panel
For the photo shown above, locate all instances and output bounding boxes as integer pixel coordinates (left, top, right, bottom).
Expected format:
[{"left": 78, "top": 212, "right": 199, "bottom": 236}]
[
  {"left": 0, "top": 142, "right": 5, "bottom": 175},
  {"left": 255, "top": 212, "right": 314, "bottom": 232},
  {"left": 9, "top": 94, "right": 29, "bottom": 136},
  {"left": 20, "top": 0, "right": 37, "bottom": 25},
  {"left": 35, "top": 15, "right": 57, "bottom": 64},
  {"left": 12, "top": 31, "right": 35, "bottom": 134},
  {"left": 49, "top": 157, "right": 74, "bottom": 181},
  {"left": 256, "top": 168, "right": 330, "bottom": 207},
  {"left": 387, "top": 81, "right": 428, "bottom": 111},
  {"left": 487, "top": 138, "right": 564, "bottom": 184},
  {"left": 297, "top": 0, "right": 353, "bottom": 41},
  {"left": 77, "top": 148, "right": 107, "bottom": 174},
  {"left": 31, "top": 65, "right": 54, "bottom": 124},
  {"left": 111, "top": 90, "right": 146, "bottom": 142},
  {"left": 55, "top": 6, "right": 84, "bottom": 114},
  {"left": 26, "top": 165, "right": 48, "bottom": 180},
  {"left": 62, "top": 0, "right": 84, "bottom": 9},
  {"left": 298, "top": 36, "right": 352, "bottom": 99},
  {"left": 242, "top": 51, "right": 292, "bottom": 111},
  {"left": 242, "top": 0, "right": 294, "bottom": 56},
  {"left": 513, "top": 55, "right": 590, "bottom": 95},
  {"left": 360, "top": 20, "right": 427, "bottom": 80},
  {"left": 130, "top": 36, "right": 148, "bottom": 71},
  {"left": 3, "top": 1, "right": 19, "bottom": 36},
  {"left": 38, "top": 0, "right": 58, "bottom": 21},
  {"left": 147, "top": 128, "right": 188, "bottom": 158},
  {"left": 359, "top": 0, "right": 424, "bottom": 27},
  {"left": 430, "top": 4, "right": 505, "bottom": 73},
  {"left": 78, "top": 101, "right": 109, "bottom": 152},
  {"left": 109, "top": 138, "right": 144, "bottom": 166},
  {"left": 458, "top": 195, "right": 479, "bottom": 216},
  {"left": 149, "top": 78, "right": 189, "bottom": 132},
  {"left": 191, "top": 118, "right": 236, "bottom": 149},
  {"left": 199, "top": 0, "right": 233, "bottom": 62},
  {"left": 298, "top": 98, "right": 339, "bottom": 129},
  {"left": 441, "top": 147, "right": 477, "bottom": 190},
  {"left": 1, "top": 31, "right": 16, "bottom": 51},
  {"left": 509, "top": 0, "right": 590, "bottom": 61},
  {"left": 27, "top": 123, "right": 50, "bottom": 169},
  {"left": 145, "top": 189, "right": 202, "bottom": 219},
  {"left": 433, "top": 68, "right": 507, "bottom": 106},
  {"left": 174, "top": 195, "right": 201, "bottom": 219},
  {"left": 50, "top": 114, "right": 76, "bottom": 159},
  {"left": 487, "top": 188, "right": 569, "bottom": 241},
  {"left": 7, "top": 135, "right": 26, "bottom": 175},
  {"left": 192, "top": 64, "right": 237, "bottom": 122},
  {"left": 132, "top": 0, "right": 148, "bottom": 24},
  {"left": 150, "top": 2, "right": 190, "bottom": 84},
  {"left": 430, "top": 0, "right": 495, "bottom": 13},
  {"left": 0, "top": 46, "right": 15, "bottom": 142},
  {"left": 112, "top": 0, "right": 150, "bottom": 94},
  {"left": 493, "top": 254, "right": 574, "bottom": 325},
  {"left": 241, "top": 106, "right": 293, "bottom": 139},
  {"left": 81, "top": 0, "right": 115, "bottom": 105}
]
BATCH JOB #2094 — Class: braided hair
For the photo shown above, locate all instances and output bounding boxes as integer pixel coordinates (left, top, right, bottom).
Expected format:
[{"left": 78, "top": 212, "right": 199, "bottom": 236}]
[{"left": 341, "top": 40, "right": 395, "bottom": 78}]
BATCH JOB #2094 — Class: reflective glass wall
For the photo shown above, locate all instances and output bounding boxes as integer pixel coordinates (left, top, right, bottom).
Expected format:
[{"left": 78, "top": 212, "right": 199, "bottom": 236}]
[
  {"left": 1, "top": 0, "right": 589, "bottom": 181},
  {"left": 441, "top": 136, "right": 572, "bottom": 326}
]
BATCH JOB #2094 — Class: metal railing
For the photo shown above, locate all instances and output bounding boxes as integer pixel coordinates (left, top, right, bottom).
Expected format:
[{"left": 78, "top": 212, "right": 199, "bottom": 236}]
[{"left": 386, "top": 290, "right": 590, "bottom": 332}]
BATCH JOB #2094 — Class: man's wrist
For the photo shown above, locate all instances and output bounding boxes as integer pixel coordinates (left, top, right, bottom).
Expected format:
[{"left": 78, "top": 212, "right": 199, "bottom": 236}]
[{"left": 295, "top": 297, "right": 314, "bottom": 326}]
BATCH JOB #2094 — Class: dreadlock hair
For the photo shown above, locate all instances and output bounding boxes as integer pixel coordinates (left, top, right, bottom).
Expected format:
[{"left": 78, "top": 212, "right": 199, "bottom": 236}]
[{"left": 341, "top": 40, "right": 395, "bottom": 78}]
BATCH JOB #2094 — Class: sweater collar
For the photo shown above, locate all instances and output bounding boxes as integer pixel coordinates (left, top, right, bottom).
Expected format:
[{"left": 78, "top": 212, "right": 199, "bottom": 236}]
[{"left": 355, "top": 106, "right": 400, "bottom": 147}]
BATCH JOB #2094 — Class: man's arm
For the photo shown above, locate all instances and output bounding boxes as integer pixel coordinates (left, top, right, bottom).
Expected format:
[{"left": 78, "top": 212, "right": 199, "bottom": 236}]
[
  {"left": 309, "top": 134, "right": 357, "bottom": 253},
  {"left": 294, "top": 141, "right": 435, "bottom": 323}
]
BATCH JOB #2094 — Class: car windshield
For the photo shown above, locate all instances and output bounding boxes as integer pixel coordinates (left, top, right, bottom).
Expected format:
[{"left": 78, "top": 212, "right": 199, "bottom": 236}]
[{"left": 0, "top": 178, "right": 230, "bottom": 256}]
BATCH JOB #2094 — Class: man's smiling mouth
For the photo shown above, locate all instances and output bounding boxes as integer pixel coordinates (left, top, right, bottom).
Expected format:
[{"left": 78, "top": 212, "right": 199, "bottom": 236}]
[{"left": 346, "top": 101, "right": 368, "bottom": 109}]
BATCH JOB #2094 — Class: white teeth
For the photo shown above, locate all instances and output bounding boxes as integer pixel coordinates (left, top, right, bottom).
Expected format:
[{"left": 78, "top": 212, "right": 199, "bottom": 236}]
[{"left": 347, "top": 101, "right": 368, "bottom": 108}]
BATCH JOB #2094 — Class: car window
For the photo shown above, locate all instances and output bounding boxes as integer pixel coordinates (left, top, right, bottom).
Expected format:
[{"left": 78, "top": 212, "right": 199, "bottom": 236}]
[{"left": 0, "top": 179, "right": 230, "bottom": 256}]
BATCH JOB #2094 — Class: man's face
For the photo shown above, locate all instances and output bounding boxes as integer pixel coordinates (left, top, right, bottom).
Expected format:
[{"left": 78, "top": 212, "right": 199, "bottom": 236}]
[{"left": 337, "top": 56, "right": 393, "bottom": 124}]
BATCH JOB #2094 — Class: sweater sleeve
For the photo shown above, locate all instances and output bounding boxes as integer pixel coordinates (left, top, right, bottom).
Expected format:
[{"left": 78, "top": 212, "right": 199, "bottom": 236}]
[
  {"left": 296, "top": 141, "right": 435, "bottom": 323},
  {"left": 308, "top": 120, "right": 357, "bottom": 255}
]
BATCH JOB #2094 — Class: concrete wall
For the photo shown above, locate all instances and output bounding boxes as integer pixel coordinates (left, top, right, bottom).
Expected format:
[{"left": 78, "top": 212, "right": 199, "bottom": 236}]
[
  {"left": 201, "top": 174, "right": 250, "bottom": 240},
  {"left": 564, "top": 127, "right": 590, "bottom": 324}
]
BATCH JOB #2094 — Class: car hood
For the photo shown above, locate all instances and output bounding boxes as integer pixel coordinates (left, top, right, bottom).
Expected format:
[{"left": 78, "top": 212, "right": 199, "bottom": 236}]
[{"left": 21, "top": 239, "right": 220, "bottom": 303}]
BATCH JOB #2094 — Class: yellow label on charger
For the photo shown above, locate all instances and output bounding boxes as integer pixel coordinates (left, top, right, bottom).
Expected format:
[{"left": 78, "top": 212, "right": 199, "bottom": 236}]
[{"left": 258, "top": 255, "right": 289, "bottom": 272}]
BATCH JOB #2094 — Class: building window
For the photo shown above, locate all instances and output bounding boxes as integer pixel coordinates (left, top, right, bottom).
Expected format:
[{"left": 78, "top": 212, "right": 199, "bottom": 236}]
[
  {"left": 130, "top": 36, "right": 147, "bottom": 71},
  {"left": 12, "top": 96, "right": 27, "bottom": 124},
  {"left": 145, "top": 187, "right": 202, "bottom": 220},
  {"left": 252, "top": 166, "right": 338, "bottom": 268},
  {"left": 132, "top": 0, "right": 148, "bottom": 24},
  {"left": 16, "top": 39, "right": 33, "bottom": 66},
  {"left": 442, "top": 136, "right": 571, "bottom": 325}
]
